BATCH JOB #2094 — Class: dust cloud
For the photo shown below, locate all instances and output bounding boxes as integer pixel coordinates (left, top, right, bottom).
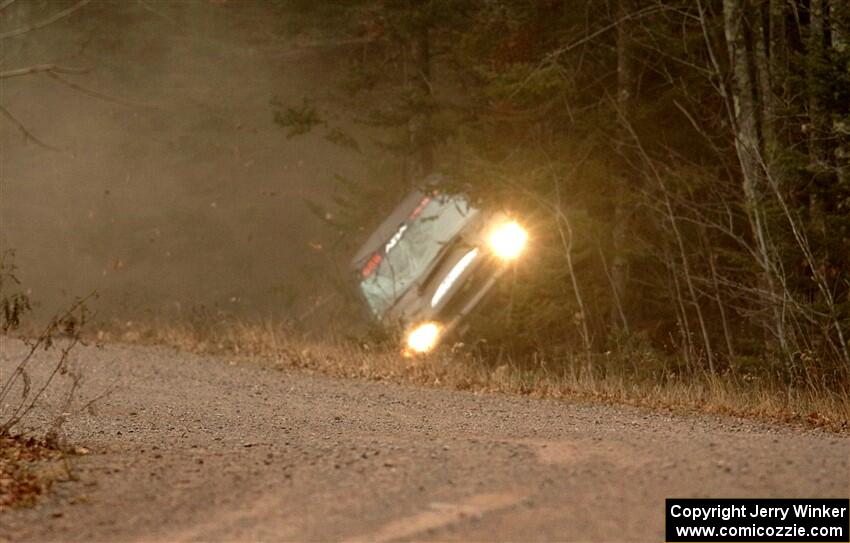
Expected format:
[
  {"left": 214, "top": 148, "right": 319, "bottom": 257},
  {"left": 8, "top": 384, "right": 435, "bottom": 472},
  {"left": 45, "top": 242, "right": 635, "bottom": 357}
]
[{"left": 1, "top": 0, "right": 364, "bottom": 323}]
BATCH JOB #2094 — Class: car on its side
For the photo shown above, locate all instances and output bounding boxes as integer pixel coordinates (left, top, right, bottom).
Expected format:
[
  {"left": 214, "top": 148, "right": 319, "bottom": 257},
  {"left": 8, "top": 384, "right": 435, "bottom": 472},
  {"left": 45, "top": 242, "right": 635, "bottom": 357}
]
[{"left": 350, "top": 188, "right": 528, "bottom": 354}]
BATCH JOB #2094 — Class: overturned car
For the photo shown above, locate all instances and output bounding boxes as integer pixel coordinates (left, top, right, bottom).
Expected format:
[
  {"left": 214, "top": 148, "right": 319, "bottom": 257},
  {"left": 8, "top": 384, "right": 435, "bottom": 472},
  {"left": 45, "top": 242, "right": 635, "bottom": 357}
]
[{"left": 351, "top": 189, "right": 528, "bottom": 354}]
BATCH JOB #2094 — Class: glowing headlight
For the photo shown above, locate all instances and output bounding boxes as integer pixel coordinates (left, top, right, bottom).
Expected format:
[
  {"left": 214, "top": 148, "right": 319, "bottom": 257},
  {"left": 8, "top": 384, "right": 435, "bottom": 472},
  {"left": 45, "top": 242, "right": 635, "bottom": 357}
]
[
  {"left": 488, "top": 220, "right": 527, "bottom": 260},
  {"left": 405, "top": 322, "right": 441, "bottom": 354}
]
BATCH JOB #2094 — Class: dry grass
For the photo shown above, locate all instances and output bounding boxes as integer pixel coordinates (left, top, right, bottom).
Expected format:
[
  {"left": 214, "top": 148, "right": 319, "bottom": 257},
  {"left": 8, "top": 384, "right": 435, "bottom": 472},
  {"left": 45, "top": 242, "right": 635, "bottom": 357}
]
[{"left": 94, "top": 318, "right": 850, "bottom": 433}]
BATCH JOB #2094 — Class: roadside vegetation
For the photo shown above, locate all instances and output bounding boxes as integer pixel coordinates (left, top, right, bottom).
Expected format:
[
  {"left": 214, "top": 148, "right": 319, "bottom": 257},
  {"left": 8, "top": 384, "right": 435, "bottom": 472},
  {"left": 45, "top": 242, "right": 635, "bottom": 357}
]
[
  {"left": 0, "top": 252, "right": 94, "bottom": 509},
  {"left": 265, "top": 0, "right": 850, "bottom": 428},
  {"left": 95, "top": 317, "right": 849, "bottom": 432}
]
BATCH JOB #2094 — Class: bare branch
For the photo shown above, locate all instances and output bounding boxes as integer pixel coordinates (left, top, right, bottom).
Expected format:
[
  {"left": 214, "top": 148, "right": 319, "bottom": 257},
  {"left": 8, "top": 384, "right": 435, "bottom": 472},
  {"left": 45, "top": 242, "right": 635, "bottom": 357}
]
[
  {"left": 0, "top": 104, "right": 60, "bottom": 151},
  {"left": 137, "top": 0, "right": 180, "bottom": 28},
  {"left": 0, "top": 64, "right": 88, "bottom": 79},
  {"left": 0, "top": 0, "right": 93, "bottom": 40},
  {"left": 45, "top": 71, "right": 158, "bottom": 109},
  {"left": 508, "top": 4, "right": 691, "bottom": 100},
  {"left": 547, "top": 5, "right": 676, "bottom": 61},
  {"left": 2, "top": 65, "right": 154, "bottom": 109},
  {"left": 0, "top": 0, "right": 18, "bottom": 12}
]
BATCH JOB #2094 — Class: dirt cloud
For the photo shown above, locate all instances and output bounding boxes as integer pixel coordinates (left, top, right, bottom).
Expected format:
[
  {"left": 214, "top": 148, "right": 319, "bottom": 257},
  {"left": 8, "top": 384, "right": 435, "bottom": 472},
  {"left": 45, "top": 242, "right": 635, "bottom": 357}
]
[{"left": 1, "top": 0, "right": 362, "bottom": 322}]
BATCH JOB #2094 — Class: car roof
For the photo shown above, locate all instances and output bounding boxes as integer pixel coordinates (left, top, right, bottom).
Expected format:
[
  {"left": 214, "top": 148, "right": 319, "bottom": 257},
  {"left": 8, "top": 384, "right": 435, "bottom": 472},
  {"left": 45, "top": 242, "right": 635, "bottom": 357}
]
[{"left": 350, "top": 189, "right": 429, "bottom": 273}]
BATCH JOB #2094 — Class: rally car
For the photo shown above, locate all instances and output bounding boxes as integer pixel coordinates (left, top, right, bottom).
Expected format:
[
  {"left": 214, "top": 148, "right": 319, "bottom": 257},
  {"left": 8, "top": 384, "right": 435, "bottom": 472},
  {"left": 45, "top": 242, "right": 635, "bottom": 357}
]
[{"left": 350, "top": 188, "right": 528, "bottom": 354}]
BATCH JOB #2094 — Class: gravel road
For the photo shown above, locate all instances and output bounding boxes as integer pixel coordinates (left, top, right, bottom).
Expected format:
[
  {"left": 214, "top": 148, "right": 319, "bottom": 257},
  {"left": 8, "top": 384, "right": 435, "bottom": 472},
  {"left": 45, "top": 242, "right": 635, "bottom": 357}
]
[{"left": 1, "top": 340, "right": 847, "bottom": 542}]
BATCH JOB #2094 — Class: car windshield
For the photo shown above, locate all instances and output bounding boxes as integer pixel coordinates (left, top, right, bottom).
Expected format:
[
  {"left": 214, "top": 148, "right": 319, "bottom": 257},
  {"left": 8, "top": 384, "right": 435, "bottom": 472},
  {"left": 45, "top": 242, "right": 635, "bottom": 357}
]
[{"left": 359, "top": 195, "right": 475, "bottom": 316}]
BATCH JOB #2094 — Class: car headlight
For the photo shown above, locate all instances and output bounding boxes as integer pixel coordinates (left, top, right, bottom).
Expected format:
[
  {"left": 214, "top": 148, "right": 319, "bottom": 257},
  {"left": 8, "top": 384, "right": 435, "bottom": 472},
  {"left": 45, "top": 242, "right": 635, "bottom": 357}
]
[
  {"left": 405, "top": 321, "right": 441, "bottom": 354},
  {"left": 488, "top": 220, "right": 527, "bottom": 260}
]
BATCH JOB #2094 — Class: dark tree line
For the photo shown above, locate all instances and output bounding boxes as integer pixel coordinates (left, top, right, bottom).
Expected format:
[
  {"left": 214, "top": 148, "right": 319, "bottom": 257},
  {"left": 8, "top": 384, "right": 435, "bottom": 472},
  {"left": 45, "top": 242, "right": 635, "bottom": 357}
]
[{"left": 279, "top": 0, "right": 849, "bottom": 385}]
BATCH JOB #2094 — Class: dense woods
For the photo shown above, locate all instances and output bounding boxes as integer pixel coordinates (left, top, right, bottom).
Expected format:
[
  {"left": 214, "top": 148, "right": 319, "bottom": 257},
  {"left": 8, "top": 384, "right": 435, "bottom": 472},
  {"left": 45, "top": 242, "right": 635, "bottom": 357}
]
[{"left": 282, "top": 0, "right": 850, "bottom": 387}]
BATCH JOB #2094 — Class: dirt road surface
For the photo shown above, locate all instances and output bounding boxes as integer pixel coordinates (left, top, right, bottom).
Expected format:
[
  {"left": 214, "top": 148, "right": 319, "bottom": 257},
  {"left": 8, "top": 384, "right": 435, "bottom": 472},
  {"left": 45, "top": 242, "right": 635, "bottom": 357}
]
[{"left": 1, "top": 340, "right": 848, "bottom": 542}]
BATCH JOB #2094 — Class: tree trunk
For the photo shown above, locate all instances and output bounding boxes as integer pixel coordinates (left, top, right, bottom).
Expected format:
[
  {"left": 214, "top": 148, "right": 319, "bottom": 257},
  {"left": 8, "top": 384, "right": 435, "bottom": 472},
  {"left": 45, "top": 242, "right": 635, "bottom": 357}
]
[
  {"left": 754, "top": 2, "right": 777, "bottom": 166},
  {"left": 769, "top": 0, "right": 788, "bottom": 98},
  {"left": 723, "top": 0, "right": 790, "bottom": 356},
  {"left": 409, "top": 24, "right": 434, "bottom": 182},
  {"left": 832, "top": 2, "right": 848, "bottom": 188},
  {"left": 611, "top": 0, "right": 636, "bottom": 332},
  {"left": 808, "top": 0, "right": 828, "bottom": 242}
]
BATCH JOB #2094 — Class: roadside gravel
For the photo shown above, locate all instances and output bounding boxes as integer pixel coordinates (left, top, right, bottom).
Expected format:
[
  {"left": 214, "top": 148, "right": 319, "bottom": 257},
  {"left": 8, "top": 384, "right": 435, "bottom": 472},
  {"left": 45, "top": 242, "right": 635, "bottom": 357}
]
[{"left": 0, "top": 340, "right": 847, "bottom": 542}]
